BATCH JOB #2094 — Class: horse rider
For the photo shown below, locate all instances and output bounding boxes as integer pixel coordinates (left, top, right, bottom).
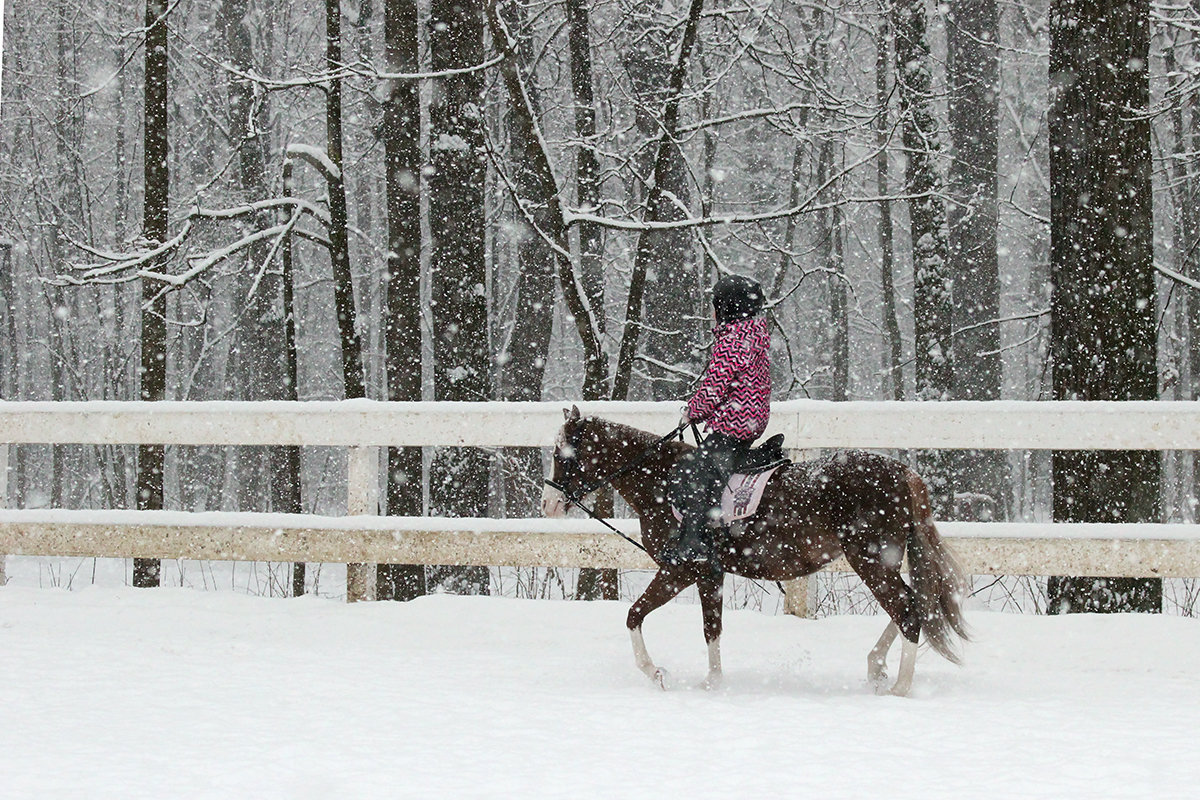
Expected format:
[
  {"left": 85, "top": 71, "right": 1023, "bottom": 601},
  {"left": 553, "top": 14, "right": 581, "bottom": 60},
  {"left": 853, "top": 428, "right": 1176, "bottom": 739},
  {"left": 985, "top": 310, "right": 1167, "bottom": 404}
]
[{"left": 667, "top": 274, "right": 772, "bottom": 566}]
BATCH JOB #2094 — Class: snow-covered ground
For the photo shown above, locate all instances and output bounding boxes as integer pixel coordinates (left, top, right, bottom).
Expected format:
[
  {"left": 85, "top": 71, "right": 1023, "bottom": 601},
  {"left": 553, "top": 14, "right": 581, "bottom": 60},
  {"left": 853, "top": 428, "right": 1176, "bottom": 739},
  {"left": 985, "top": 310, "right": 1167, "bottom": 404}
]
[{"left": 1, "top": 587, "right": 1196, "bottom": 799}]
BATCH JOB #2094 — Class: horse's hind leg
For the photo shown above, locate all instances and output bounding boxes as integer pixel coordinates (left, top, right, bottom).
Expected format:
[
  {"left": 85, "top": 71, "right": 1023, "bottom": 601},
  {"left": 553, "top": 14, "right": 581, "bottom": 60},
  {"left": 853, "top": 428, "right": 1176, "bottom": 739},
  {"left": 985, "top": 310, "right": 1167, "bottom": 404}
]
[
  {"left": 890, "top": 638, "right": 919, "bottom": 697},
  {"left": 627, "top": 569, "right": 692, "bottom": 688},
  {"left": 866, "top": 620, "right": 917, "bottom": 696},
  {"left": 841, "top": 533, "right": 921, "bottom": 696}
]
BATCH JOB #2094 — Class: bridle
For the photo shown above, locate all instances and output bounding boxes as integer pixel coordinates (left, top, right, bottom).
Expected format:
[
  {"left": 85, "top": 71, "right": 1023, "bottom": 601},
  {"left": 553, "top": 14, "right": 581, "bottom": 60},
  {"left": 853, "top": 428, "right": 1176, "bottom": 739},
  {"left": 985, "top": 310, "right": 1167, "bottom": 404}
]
[
  {"left": 544, "top": 420, "right": 691, "bottom": 553},
  {"left": 546, "top": 420, "right": 690, "bottom": 507},
  {"left": 546, "top": 418, "right": 784, "bottom": 593}
]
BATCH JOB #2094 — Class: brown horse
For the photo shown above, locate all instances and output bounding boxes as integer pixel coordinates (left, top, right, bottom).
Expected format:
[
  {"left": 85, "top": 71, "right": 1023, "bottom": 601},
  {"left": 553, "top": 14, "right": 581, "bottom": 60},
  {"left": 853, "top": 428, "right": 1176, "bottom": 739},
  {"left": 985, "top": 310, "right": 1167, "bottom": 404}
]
[{"left": 542, "top": 406, "right": 969, "bottom": 695}]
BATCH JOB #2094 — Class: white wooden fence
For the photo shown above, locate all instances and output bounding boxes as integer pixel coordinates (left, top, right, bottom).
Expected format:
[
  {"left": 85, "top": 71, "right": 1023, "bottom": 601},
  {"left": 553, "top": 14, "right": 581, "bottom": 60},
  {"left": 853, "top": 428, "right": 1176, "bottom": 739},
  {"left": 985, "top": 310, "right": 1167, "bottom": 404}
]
[{"left": 2, "top": 399, "right": 1200, "bottom": 610}]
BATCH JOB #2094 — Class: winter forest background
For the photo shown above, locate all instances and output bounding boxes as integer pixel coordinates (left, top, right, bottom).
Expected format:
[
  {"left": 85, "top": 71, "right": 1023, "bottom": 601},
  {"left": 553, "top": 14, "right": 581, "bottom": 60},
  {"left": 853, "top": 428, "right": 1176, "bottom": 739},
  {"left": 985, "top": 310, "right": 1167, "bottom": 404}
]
[{"left": 2, "top": 0, "right": 1198, "bottom": 611}]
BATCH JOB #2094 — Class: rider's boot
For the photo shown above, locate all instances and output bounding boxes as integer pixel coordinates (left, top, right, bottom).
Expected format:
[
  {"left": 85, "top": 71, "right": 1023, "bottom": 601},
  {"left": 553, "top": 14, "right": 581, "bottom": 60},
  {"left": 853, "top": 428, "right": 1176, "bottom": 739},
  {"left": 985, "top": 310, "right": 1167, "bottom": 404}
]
[{"left": 668, "top": 513, "right": 713, "bottom": 565}]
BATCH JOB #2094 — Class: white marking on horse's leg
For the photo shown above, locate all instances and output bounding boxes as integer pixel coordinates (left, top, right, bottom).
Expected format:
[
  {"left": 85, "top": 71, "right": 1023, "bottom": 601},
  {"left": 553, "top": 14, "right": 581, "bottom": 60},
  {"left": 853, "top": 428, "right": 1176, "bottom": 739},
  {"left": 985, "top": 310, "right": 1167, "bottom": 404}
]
[
  {"left": 630, "top": 626, "right": 654, "bottom": 673},
  {"left": 889, "top": 637, "right": 918, "bottom": 697},
  {"left": 868, "top": 622, "right": 899, "bottom": 688},
  {"left": 701, "top": 636, "right": 723, "bottom": 690},
  {"left": 631, "top": 626, "right": 668, "bottom": 688}
]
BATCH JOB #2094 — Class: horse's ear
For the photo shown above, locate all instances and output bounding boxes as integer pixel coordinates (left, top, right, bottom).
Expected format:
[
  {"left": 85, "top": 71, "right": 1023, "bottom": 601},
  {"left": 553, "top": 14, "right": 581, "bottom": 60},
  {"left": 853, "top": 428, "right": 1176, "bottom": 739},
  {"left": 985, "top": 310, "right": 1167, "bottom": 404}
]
[
  {"left": 568, "top": 404, "right": 581, "bottom": 422},
  {"left": 563, "top": 407, "right": 572, "bottom": 422}
]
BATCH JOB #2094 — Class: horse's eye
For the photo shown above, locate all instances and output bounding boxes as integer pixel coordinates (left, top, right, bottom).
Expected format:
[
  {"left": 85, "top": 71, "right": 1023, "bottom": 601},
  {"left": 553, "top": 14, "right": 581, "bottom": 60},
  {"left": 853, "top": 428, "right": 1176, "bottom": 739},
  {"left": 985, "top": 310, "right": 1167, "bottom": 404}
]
[{"left": 559, "top": 445, "right": 576, "bottom": 459}]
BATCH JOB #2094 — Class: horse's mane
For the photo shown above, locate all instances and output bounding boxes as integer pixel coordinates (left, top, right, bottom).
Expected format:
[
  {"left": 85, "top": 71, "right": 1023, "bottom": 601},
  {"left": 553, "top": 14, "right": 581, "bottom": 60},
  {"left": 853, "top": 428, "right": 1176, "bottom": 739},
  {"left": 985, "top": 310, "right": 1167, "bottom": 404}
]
[
  {"left": 579, "top": 416, "right": 695, "bottom": 461},
  {"left": 583, "top": 416, "right": 693, "bottom": 451}
]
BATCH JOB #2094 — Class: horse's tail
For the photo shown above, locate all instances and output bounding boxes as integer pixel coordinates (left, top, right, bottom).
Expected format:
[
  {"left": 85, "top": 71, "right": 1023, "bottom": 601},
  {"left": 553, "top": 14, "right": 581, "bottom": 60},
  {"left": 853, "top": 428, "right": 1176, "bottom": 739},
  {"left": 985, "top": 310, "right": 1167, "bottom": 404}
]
[{"left": 904, "top": 468, "right": 970, "bottom": 664}]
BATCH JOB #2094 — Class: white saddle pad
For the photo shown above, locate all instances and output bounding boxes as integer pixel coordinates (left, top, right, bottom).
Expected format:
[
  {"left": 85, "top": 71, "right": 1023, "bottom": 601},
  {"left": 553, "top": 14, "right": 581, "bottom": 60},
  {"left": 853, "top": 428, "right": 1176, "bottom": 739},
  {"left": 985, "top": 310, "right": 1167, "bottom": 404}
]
[{"left": 671, "top": 464, "right": 785, "bottom": 525}]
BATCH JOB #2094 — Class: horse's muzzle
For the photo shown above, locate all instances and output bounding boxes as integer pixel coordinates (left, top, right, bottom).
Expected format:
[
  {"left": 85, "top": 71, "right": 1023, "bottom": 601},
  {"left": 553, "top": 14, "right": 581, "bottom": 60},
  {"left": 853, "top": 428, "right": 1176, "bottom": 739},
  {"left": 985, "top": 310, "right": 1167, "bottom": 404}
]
[{"left": 541, "top": 482, "right": 568, "bottom": 518}]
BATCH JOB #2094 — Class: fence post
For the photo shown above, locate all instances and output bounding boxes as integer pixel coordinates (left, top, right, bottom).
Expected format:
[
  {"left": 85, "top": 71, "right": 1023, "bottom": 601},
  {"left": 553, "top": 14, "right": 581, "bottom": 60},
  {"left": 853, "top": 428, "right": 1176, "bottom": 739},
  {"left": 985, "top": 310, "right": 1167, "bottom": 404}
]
[
  {"left": 781, "top": 447, "right": 819, "bottom": 618},
  {"left": 782, "top": 575, "right": 816, "bottom": 618},
  {"left": 346, "top": 445, "right": 380, "bottom": 602},
  {"left": 0, "top": 443, "right": 7, "bottom": 585}
]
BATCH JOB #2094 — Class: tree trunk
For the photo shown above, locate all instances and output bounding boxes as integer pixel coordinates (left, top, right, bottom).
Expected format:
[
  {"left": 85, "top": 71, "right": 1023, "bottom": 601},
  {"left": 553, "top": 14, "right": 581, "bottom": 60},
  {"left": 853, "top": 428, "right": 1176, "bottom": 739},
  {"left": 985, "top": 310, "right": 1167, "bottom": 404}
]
[
  {"left": 566, "top": 0, "right": 606, "bottom": 335},
  {"left": 379, "top": 0, "right": 427, "bottom": 601},
  {"left": 1047, "top": 0, "right": 1160, "bottom": 613},
  {"left": 498, "top": 0, "right": 555, "bottom": 412},
  {"left": 485, "top": 2, "right": 608, "bottom": 401},
  {"left": 280, "top": 160, "right": 306, "bottom": 597},
  {"left": 893, "top": 0, "right": 954, "bottom": 515},
  {"left": 817, "top": 138, "right": 849, "bottom": 401},
  {"left": 327, "top": 0, "right": 366, "bottom": 402},
  {"left": 947, "top": 0, "right": 1006, "bottom": 520},
  {"left": 1169, "top": 33, "right": 1200, "bottom": 519},
  {"left": 612, "top": 0, "right": 706, "bottom": 402},
  {"left": 876, "top": 18, "right": 903, "bottom": 401},
  {"left": 428, "top": 0, "right": 491, "bottom": 595},
  {"left": 136, "top": 0, "right": 169, "bottom": 588},
  {"left": 0, "top": 244, "right": 13, "bottom": 407},
  {"left": 564, "top": 0, "right": 615, "bottom": 599},
  {"left": 220, "top": 0, "right": 289, "bottom": 516},
  {"left": 613, "top": 0, "right": 704, "bottom": 402}
]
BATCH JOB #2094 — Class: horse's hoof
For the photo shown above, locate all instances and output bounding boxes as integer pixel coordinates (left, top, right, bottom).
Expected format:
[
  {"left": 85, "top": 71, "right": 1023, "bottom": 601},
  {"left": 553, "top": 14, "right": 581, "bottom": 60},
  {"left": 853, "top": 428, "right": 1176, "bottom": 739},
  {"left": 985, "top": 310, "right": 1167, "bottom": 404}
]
[
  {"left": 653, "top": 667, "right": 671, "bottom": 690},
  {"left": 700, "top": 672, "right": 723, "bottom": 691},
  {"left": 872, "top": 679, "right": 891, "bottom": 696}
]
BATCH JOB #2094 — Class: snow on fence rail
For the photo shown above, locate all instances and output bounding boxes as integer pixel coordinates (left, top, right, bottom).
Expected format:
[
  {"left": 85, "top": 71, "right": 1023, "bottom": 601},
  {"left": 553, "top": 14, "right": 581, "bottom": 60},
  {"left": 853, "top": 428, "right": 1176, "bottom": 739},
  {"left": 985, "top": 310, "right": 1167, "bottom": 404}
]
[
  {"left": 2, "top": 400, "right": 1200, "bottom": 606},
  {"left": 3, "top": 398, "right": 1200, "bottom": 449}
]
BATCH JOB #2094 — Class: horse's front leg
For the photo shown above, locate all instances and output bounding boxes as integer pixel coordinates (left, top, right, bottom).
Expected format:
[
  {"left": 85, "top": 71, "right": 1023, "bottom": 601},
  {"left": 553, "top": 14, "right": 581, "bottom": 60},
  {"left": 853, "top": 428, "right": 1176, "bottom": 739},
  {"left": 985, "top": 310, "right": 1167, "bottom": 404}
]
[
  {"left": 698, "top": 571, "right": 725, "bottom": 690},
  {"left": 868, "top": 621, "right": 899, "bottom": 690},
  {"left": 627, "top": 568, "right": 692, "bottom": 689}
]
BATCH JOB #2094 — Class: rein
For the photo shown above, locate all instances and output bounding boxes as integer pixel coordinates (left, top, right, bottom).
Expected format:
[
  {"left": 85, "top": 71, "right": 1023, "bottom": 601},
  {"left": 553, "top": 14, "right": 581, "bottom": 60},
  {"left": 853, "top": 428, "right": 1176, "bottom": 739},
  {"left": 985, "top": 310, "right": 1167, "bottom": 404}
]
[
  {"left": 543, "top": 481, "right": 650, "bottom": 553},
  {"left": 546, "top": 421, "right": 689, "bottom": 505},
  {"left": 547, "top": 419, "right": 787, "bottom": 598},
  {"left": 544, "top": 421, "right": 690, "bottom": 554}
]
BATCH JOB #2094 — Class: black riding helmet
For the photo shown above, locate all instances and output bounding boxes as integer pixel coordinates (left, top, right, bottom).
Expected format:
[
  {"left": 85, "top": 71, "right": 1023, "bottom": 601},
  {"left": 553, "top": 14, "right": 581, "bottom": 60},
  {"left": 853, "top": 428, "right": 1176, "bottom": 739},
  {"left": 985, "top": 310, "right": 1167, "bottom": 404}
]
[{"left": 712, "top": 274, "right": 765, "bottom": 324}]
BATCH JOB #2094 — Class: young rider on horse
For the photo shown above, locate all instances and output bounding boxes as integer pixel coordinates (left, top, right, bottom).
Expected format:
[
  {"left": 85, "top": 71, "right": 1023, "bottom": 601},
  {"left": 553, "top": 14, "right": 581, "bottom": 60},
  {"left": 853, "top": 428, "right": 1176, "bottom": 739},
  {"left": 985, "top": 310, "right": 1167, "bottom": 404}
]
[{"left": 668, "top": 274, "right": 771, "bottom": 566}]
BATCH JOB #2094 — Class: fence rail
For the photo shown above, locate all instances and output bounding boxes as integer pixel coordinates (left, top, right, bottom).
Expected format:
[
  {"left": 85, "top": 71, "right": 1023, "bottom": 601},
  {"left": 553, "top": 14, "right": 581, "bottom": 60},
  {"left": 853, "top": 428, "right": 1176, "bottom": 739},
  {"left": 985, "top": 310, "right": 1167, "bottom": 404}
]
[
  {"left": 2, "top": 398, "right": 1200, "bottom": 449},
  {"left": 2, "top": 400, "right": 1199, "bottom": 607},
  {"left": 0, "top": 510, "right": 1198, "bottom": 577}
]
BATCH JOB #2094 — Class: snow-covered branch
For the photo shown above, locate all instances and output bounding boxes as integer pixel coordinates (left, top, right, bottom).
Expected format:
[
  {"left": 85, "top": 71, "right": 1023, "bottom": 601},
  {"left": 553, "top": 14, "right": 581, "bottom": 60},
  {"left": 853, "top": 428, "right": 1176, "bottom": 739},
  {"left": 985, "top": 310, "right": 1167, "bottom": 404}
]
[
  {"left": 54, "top": 198, "right": 330, "bottom": 289},
  {"left": 286, "top": 144, "right": 341, "bottom": 184}
]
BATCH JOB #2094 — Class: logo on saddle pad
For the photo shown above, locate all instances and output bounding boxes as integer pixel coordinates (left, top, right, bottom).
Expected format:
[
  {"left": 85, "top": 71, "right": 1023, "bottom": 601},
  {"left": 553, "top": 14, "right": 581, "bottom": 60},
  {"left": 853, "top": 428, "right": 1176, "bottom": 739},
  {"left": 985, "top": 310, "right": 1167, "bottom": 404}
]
[{"left": 671, "top": 464, "right": 785, "bottom": 525}]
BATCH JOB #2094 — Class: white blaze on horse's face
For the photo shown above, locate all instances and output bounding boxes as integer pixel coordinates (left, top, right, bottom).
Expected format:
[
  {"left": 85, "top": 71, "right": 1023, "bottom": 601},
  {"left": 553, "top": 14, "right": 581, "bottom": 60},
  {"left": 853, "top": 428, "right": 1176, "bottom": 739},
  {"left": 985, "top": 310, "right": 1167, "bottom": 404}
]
[
  {"left": 542, "top": 426, "right": 571, "bottom": 518},
  {"left": 542, "top": 483, "right": 567, "bottom": 518}
]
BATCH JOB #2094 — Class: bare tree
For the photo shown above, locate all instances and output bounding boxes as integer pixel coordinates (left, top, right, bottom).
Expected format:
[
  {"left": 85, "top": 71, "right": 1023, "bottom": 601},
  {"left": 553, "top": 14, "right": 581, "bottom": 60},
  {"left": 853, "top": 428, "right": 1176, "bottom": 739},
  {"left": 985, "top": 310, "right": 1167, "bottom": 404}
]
[
  {"left": 219, "top": 0, "right": 292, "bottom": 516},
  {"left": 893, "top": 0, "right": 954, "bottom": 514},
  {"left": 428, "top": 0, "right": 491, "bottom": 594},
  {"left": 875, "top": 10, "right": 903, "bottom": 401},
  {"left": 135, "top": 0, "right": 170, "bottom": 588},
  {"left": 324, "top": 0, "right": 366, "bottom": 401},
  {"left": 565, "top": 0, "right": 606, "bottom": 334},
  {"left": 616, "top": 0, "right": 703, "bottom": 401},
  {"left": 612, "top": 0, "right": 707, "bottom": 402},
  {"left": 948, "top": 0, "right": 1006, "bottom": 518},
  {"left": 1048, "top": 0, "right": 1159, "bottom": 613},
  {"left": 379, "top": 0, "right": 427, "bottom": 601}
]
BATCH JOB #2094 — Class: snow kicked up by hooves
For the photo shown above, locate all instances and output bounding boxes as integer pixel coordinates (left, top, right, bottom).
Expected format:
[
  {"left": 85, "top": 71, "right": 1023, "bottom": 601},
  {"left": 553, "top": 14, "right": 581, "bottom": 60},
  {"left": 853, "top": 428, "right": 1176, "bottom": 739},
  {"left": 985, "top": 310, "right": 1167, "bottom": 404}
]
[{"left": 1, "top": 587, "right": 1197, "bottom": 798}]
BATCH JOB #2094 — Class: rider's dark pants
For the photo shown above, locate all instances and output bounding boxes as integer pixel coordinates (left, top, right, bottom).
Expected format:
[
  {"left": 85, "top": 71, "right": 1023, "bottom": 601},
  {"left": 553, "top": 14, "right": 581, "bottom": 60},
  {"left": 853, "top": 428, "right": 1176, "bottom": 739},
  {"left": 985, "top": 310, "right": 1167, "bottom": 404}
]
[{"left": 668, "top": 431, "right": 755, "bottom": 563}]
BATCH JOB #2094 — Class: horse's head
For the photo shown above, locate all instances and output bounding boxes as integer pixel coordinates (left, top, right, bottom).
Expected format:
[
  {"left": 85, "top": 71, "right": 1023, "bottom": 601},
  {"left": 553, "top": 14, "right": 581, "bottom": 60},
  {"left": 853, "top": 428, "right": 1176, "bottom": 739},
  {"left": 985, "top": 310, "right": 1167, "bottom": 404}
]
[{"left": 542, "top": 405, "right": 605, "bottom": 518}]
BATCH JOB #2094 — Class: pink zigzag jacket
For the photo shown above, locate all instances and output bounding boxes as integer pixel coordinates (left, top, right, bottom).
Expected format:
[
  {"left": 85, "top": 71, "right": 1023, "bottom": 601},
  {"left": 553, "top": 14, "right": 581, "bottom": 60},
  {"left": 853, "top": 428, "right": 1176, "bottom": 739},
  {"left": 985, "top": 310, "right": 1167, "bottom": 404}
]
[{"left": 685, "top": 316, "right": 771, "bottom": 441}]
